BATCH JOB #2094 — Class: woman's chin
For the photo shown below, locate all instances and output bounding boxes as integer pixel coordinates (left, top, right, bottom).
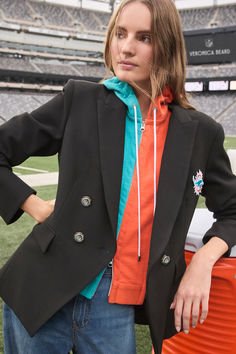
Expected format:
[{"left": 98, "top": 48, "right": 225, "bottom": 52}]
[{"left": 115, "top": 71, "right": 133, "bottom": 84}]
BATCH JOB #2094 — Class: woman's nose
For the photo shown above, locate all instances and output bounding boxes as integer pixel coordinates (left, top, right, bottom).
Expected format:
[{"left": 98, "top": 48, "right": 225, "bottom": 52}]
[{"left": 120, "top": 36, "right": 135, "bottom": 56}]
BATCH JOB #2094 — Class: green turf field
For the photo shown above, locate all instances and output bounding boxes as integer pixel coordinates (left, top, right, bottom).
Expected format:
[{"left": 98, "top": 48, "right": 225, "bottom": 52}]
[
  {"left": 13, "top": 155, "right": 58, "bottom": 175},
  {"left": 0, "top": 137, "right": 236, "bottom": 353},
  {"left": 224, "top": 136, "right": 236, "bottom": 150}
]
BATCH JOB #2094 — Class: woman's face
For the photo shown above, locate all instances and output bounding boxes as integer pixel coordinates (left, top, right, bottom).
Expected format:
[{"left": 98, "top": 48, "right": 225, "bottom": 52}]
[{"left": 110, "top": 2, "right": 153, "bottom": 92}]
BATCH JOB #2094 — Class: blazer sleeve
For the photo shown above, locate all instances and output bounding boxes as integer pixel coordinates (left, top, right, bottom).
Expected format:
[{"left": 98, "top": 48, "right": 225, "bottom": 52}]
[
  {"left": 202, "top": 123, "right": 236, "bottom": 254},
  {"left": 0, "top": 79, "right": 74, "bottom": 225}
]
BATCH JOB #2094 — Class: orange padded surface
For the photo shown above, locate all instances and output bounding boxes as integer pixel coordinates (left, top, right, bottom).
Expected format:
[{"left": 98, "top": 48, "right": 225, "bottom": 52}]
[{"left": 152, "top": 250, "right": 236, "bottom": 354}]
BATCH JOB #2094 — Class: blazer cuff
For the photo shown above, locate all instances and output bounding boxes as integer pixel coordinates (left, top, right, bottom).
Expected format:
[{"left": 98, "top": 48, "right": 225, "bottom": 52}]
[
  {"left": 202, "top": 220, "right": 236, "bottom": 257},
  {"left": 0, "top": 169, "right": 36, "bottom": 224}
]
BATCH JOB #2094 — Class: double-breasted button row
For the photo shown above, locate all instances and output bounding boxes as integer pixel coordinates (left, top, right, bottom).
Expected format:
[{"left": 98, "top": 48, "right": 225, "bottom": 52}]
[
  {"left": 74, "top": 232, "right": 85, "bottom": 243},
  {"left": 161, "top": 254, "right": 171, "bottom": 265},
  {"left": 81, "top": 196, "right": 92, "bottom": 207},
  {"left": 74, "top": 195, "right": 92, "bottom": 244}
]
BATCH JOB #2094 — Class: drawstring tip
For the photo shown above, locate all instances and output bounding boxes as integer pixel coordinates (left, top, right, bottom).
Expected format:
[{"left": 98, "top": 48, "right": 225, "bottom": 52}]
[{"left": 138, "top": 255, "right": 141, "bottom": 262}]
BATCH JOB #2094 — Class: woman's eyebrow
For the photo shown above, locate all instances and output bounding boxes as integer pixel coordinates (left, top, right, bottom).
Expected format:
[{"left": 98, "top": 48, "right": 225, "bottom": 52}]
[
  {"left": 137, "top": 30, "right": 151, "bottom": 34},
  {"left": 116, "top": 26, "right": 151, "bottom": 34},
  {"left": 116, "top": 26, "right": 127, "bottom": 32}
]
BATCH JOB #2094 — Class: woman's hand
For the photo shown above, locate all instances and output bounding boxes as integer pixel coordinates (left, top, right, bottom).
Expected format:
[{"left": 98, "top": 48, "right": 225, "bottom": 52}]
[
  {"left": 170, "top": 237, "right": 228, "bottom": 334},
  {"left": 170, "top": 253, "right": 212, "bottom": 334},
  {"left": 21, "top": 194, "right": 55, "bottom": 223}
]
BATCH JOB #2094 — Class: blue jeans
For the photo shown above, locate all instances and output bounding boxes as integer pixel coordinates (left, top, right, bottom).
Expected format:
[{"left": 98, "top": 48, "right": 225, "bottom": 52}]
[{"left": 3, "top": 267, "right": 136, "bottom": 354}]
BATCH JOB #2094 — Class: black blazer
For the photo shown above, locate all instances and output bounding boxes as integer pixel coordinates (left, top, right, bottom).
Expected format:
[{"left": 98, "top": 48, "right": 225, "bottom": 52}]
[{"left": 0, "top": 80, "right": 236, "bottom": 354}]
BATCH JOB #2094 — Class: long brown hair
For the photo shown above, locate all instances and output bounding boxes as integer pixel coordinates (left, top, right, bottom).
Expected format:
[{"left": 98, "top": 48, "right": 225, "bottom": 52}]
[{"left": 104, "top": 0, "right": 194, "bottom": 109}]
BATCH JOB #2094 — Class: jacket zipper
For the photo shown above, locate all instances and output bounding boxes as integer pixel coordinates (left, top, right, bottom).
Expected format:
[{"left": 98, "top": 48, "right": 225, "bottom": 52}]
[{"left": 141, "top": 119, "right": 145, "bottom": 132}]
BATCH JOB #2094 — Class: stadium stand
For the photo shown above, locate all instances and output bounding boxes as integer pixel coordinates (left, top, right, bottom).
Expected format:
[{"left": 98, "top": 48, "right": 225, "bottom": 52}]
[
  {"left": 217, "top": 101, "right": 236, "bottom": 135},
  {"left": 190, "top": 92, "right": 236, "bottom": 119},
  {"left": 0, "top": 56, "right": 38, "bottom": 73},
  {"left": 71, "top": 63, "right": 107, "bottom": 77},
  {"left": 1, "top": 0, "right": 236, "bottom": 33},
  {"left": 0, "top": 0, "right": 109, "bottom": 34},
  {"left": 33, "top": 61, "right": 79, "bottom": 76},
  {"left": 66, "top": 7, "right": 104, "bottom": 32},
  {"left": 0, "top": 91, "right": 53, "bottom": 121},
  {"left": 179, "top": 5, "right": 236, "bottom": 30},
  {"left": 35, "top": 61, "right": 106, "bottom": 77},
  {"left": 0, "top": 0, "right": 33, "bottom": 22},
  {"left": 0, "top": 0, "right": 236, "bottom": 34},
  {"left": 28, "top": 1, "right": 73, "bottom": 27},
  {"left": 215, "top": 4, "right": 236, "bottom": 27},
  {"left": 186, "top": 64, "right": 236, "bottom": 79},
  {"left": 179, "top": 7, "right": 217, "bottom": 30},
  {"left": 0, "top": 115, "right": 6, "bottom": 124},
  {"left": 93, "top": 11, "right": 111, "bottom": 29},
  {"left": 0, "top": 53, "right": 106, "bottom": 77}
]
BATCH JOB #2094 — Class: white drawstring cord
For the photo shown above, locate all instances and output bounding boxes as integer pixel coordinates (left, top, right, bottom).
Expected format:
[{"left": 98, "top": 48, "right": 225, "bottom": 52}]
[
  {"left": 153, "top": 108, "right": 157, "bottom": 216},
  {"left": 133, "top": 106, "right": 158, "bottom": 260},
  {"left": 133, "top": 104, "right": 141, "bottom": 261}
]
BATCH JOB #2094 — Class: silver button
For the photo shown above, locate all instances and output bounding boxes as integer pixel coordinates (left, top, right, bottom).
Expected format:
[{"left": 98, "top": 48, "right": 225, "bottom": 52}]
[
  {"left": 74, "top": 232, "right": 85, "bottom": 243},
  {"left": 81, "top": 196, "right": 92, "bottom": 207},
  {"left": 161, "top": 254, "right": 171, "bottom": 265}
]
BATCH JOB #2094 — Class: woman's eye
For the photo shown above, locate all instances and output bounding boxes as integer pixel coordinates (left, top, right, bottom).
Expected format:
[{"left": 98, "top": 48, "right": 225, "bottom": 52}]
[
  {"left": 141, "top": 35, "right": 151, "bottom": 43},
  {"left": 116, "top": 31, "right": 124, "bottom": 39}
]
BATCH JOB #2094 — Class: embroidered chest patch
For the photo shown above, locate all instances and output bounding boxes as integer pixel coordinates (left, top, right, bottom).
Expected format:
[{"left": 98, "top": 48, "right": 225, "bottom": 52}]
[{"left": 192, "top": 170, "right": 204, "bottom": 195}]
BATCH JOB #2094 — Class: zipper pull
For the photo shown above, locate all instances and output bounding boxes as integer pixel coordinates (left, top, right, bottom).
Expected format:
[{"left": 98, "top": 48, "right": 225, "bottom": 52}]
[{"left": 141, "top": 120, "right": 145, "bottom": 133}]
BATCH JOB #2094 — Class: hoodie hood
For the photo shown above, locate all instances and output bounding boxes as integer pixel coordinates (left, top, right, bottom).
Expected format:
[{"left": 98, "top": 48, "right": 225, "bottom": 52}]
[
  {"left": 103, "top": 76, "right": 173, "bottom": 122},
  {"left": 103, "top": 76, "right": 142, "bottom": 121}
]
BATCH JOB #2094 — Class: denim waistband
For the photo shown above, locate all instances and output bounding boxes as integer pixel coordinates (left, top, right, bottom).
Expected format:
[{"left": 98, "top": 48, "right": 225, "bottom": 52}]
[{"left": 104, "top": 266, "right": 112, "bottom": 275}]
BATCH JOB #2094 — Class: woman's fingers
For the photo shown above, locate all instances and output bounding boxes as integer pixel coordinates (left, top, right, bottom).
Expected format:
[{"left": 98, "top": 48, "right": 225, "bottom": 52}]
[
  {"left": 182, "top": 297, "right": 192, "bottom": 334},
  {"left": 191, "top": 297, "right": 200, "bottom": 328},
  {"left": 173, "top": 295, "right": 209, "bottom": 333},
  {"left": 200, "top": 295, "right": 209, "bottom": 324},
  {"left": 170, "top": 296, "right": 176, "bottom": 310},
  {"left": 174, "top": 293, "right": 193, "bottom": 334},
  {"left": 174, "top": 295, "right": 183, "bottom": 332}
]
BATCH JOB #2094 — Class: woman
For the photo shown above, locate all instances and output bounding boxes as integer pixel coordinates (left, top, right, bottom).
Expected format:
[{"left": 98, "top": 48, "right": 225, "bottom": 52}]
[{"left": 0, "top": 0, "right": 235, "bottom": 353}]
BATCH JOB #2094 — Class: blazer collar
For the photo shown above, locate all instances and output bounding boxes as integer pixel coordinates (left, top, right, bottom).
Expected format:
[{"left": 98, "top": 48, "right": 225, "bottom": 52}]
[{"left": 97, "top": 89, "right": 127, "bottom": 237}]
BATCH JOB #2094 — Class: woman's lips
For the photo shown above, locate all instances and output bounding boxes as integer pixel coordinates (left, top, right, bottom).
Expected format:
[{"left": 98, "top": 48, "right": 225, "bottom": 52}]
[{"left": 119, "top": 61, "right": 138, "bottom": 69}]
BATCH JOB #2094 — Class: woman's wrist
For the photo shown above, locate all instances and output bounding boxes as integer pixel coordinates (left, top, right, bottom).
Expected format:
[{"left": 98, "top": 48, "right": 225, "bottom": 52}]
[
  {"left": 191, "top": 248, "right": 215, "bottom": 271},
  {"left": 21, "top": 194, "right": 54, "bottom": 223},
  {"left": 192, "top": 236, "right": 229, "bottom": 269}
]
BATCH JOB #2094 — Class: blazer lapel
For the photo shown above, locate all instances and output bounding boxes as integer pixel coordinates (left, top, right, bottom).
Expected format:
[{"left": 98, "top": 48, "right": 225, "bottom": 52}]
[
  {"left": 97, "top": 91, "right": 127, "bottom": 238},
  {"left": 149, "top": 105, "right": 199, "bottom": 269}
]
